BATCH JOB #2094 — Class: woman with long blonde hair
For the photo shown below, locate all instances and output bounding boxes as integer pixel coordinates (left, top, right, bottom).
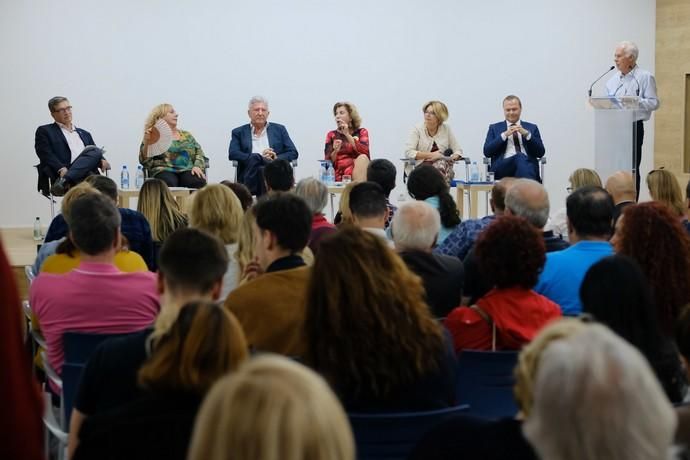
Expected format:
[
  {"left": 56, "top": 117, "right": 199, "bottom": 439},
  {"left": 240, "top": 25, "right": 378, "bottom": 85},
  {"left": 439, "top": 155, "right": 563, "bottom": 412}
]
[
  {"left": 647, "top": 168, "right": 686, "bottom": 218},
  {"left": 139, "top": 103, "right": 207, "bottom": 188},
  {"left": 137, "top": 178, "right": 188, "bottom": 244},
  {"left": 305, "top": 225, "right": 456, "bottom": 411},
  {"left": 188, "top": 355, "right": 354, "bottom": 460}
]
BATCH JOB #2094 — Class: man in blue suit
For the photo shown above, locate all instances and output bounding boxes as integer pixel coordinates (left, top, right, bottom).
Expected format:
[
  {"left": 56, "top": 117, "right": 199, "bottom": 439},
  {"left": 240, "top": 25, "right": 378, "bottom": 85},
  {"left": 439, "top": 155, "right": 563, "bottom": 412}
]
[
  {"left": 229, "top": 96, "right": 298, "bottom": 196},
  {"left": 483, "top": 95, "right": 545, "bottom": 181},
  {"left": 35, "top": 96, "right": 109, "bottom": 196}
]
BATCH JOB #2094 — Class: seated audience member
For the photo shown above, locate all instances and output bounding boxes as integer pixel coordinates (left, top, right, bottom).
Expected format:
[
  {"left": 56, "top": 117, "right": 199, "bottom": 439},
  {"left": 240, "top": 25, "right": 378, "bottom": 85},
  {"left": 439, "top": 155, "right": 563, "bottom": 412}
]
[
  {"left": 305, "top": 226, "right": 457, "bottom": 412},
  {"left": 547, "top": 167, "right": 602, "bottom": 241},
  {"left": 435, "top": 178, "right": 513, "bottom": 260},
  {"left": 224, "top": 193, "right": 312, "bottom": 357},
  {"left": 294, "top": 178, "right": 336, "bottom": 255},
  {"left": 535, "top": 186, "right": 614, "bottom": 316},
  {"left": 410, "top": 318, "right": 587, "bottom": 460},
  {"left": 73, "top": 301, "right": 248, "bottom": 460},
  {"left": 0, "top": 238, "right": 44, "bottom": 460},
  {"left": 139, "top": 103, "right": 207, "bottom": 189},
  {"left": 220, "top": 180, "right": 254, "bottom": 211},
  {"left": 137, "top": 178, "right": 188, "bottom": 259},
  {"left": 68, "top": 228, "right": 229, "bottom": 456},
  {"left": 333, "top": 182, "right": 357, "bottom": 226},
  {"left": 188, "top": 355, "right": 354, "bottom": 460},
  {"left": 366, "top": 159, "right": 398, "bottom": 229},
  {"left": 675, "top": 308, "right": 690, "bottom": 450},
  {"left": 263, "top": 158, "right": 294, "bottom": 192},
  {"left": 605, "top": 170, "right": 636, "bottom": 226},
  {"left": 407, "top": 165, "right": 460, "bottom": 244},
  {"left": 188, "top": 184, "right": 244, "bottom": 300},
  {"left": 42, "top": 175, "right": 155, "bottom": 270},
  {"left": 324, "top": 101, "right": 370, "bottom": 182},
  {"left": 348, "top": 181, "right": 392, "bottom": 245},
  {"left": 29, "top": 193, "right": 159, "bottom": 382},
  {"left": 647, "top": 168, "right": 690, "bottom": 231},
  {"left": 463, "top": 178, "right": 568, "bottom": 304},
  {"left": 523, "top": 324, "right": 677, "bottom": 460},
  {"left": 391, "top": 201, "right": 463, "bottom": 318},
  {"left": 611, "top": 202, "right": 690, "bottom": 334},
  {"left": 581, "top": 255, "right": 686, "bottom": 403},
  {"left": 40, "top": 185, "right": 147, "bottom": 274},
  {"left": 445, "top": 216, "right": 560, "bottom": 352}
]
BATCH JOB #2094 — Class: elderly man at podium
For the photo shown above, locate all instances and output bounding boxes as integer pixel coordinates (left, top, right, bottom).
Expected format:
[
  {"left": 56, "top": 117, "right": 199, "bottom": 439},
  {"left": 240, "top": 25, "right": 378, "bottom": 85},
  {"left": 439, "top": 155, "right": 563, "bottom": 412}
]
[{"left": 605, "top": 41, "right": 659, "bottom": 198}]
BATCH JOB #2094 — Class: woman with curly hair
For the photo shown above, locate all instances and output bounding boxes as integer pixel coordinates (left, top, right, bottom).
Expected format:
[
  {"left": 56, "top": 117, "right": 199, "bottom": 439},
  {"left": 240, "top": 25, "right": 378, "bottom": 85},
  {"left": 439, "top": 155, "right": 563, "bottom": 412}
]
[
  {"left": 407, "top": 165, "right": 461, "bottom": 245},
  {"left": 611, "top": 202, "right": 690, "bottom": 334},
  {"left": 324, "top": 102, "right": 370, "bottom": 182},
  {"left": 304, "top": 226, "right": 456, "bottom": 412},
  {"left": 445, "top": 216, "right": 561, "bottom": 352}
]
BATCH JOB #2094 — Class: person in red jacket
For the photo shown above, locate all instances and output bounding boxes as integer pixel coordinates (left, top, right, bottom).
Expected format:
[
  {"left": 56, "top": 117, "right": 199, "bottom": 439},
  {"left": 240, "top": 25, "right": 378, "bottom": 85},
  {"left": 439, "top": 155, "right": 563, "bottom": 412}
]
[
  {"left": 445, "top": 216, "right": 561, "bottom": 352},
  {"left": 324, "top": 102, "right": 370, "bottom": 182}
]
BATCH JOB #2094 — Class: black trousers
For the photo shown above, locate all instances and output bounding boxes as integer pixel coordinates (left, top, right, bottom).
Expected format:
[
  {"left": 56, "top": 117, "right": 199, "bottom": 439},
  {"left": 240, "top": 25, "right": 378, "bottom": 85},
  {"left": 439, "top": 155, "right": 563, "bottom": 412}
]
[
  {"left": 64, "top": 146, "right": 104, "bottom": 185},
  {"left": 634, "top": 120, "right": 644, "bottom": 201},
  {"left": 153, "top": 170, "right": 206, "bottom": 189}
]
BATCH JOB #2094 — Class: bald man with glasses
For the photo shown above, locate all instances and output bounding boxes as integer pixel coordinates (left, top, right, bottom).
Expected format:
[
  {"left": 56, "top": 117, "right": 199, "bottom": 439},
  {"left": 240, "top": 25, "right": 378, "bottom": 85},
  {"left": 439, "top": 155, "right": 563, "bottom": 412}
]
[{"left": 35, "top": 96, "right": 109, "bottom": 196}]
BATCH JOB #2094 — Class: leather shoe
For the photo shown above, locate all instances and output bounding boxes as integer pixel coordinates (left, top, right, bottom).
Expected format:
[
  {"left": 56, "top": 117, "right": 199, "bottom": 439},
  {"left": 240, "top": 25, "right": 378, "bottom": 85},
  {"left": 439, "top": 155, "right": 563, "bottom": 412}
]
[{"left": 50, "top": 177, "right": 69, "bottom": 197}]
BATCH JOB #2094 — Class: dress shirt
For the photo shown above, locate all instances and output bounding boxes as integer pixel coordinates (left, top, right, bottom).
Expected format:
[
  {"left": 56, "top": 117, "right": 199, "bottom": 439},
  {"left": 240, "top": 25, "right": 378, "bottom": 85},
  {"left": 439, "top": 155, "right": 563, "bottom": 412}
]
[
  {"left": 605, "top": 65, "right": 659, "bottom": 121},
  {"left": 251, "top": 122, "right": 271, "bottom": 154},
  {"left": 499, "top": 120, "right": 531, "bottom": 159},
  {"left": 58, "top": 122, "right": 85, "bottom": 162}
]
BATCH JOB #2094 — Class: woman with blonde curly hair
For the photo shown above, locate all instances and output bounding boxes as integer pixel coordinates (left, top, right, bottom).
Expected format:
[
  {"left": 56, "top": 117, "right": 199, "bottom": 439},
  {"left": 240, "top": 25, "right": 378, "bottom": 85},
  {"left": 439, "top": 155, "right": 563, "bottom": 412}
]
[
  {"left": 189, "top": 184, "right": 244, "bottom": 299},
  {"left": 188, "top": 355, "right": 354, "bottom": 460},
  {"left": 324, "top": 102, "right": 370, "bottom": 182},
  {"left": 304, "top": 225, "right": 456, "bottom": 411},
  {"left": 139, "top": 103, "right": 206, "bottom": 188}
]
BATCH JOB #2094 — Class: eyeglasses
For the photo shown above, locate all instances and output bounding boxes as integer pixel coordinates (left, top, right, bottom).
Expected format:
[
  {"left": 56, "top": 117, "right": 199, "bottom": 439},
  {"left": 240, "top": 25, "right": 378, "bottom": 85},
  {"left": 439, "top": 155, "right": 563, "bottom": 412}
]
[
  {"left": 424, "top": 111, "right": 436, "bottom": 116},
  {"left": 566, "top": 187, "right": 573, "bottom": 193},
  {"left": 52, "top": 106, "right": 73, "bottom": 114}
]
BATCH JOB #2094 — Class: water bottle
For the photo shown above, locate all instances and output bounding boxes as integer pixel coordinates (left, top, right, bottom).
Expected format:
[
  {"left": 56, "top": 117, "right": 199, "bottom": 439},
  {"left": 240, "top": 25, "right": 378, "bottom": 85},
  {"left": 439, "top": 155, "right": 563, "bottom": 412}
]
[
  {"left": 319, "top": 161, "right": 329, "bottom": 183},
  {"left": 33, "top": 217, "right": 42, "bottom": 241},
  {"left": 120, "top": 165, "right": 130, "bottom": 189},
  {"left": 470, "top": 162, "right": 480, "bottom": 182},
  {"left": 135, "top": 165, "right": 145, "bottom": 189},
  {"left": 326, "top": 162, "right": 335, "bottom": 185}
]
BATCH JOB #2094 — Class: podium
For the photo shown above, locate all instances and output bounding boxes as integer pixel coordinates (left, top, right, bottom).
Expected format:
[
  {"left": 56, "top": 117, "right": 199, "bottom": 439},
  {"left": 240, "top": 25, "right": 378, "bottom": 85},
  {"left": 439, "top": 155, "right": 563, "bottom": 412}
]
[{"left": 589, "top": 96, "right": 640, "bottom": 190}]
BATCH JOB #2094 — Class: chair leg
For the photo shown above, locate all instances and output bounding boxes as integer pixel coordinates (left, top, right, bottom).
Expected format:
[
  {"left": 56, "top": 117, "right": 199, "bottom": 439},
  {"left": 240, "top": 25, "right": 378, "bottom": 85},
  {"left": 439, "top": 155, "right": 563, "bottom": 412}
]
[{"left": 48, "top": 178, "right": 55, "bottom": 219}]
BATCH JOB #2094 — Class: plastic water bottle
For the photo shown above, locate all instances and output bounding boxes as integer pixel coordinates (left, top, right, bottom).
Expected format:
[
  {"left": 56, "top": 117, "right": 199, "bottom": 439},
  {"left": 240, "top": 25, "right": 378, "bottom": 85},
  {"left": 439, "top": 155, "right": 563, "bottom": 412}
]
[
  {"left": 33, "top": 217, "right": 42, "bottom": 241},
  {"left": 470, "top": 162, "right": 480, "bottom": 182},
  {"left": 120, "top": 165, "right": 130, "bottom": 189},
  {"left": 319, "top": 161, "right": 328, "bottom": 183},
  {"left": 326, "top": 163, "right": 335, "bottom": 185},
  {"left": 135, "top": 165, "right": 145, "bottom": 189}
]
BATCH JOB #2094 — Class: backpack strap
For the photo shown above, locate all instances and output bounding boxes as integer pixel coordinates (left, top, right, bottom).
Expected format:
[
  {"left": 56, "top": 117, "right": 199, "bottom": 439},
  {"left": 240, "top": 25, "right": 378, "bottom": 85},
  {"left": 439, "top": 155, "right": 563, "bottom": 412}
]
[{"left": 470, "top": 304, "right": 497, "bottom": 351}]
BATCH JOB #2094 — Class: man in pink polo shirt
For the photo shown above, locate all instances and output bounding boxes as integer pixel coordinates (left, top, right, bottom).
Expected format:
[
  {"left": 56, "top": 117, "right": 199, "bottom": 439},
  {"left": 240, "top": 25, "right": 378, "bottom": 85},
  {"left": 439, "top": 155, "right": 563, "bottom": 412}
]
[{"left": 30, "top": 193, "right": 159, "bottom": 378}]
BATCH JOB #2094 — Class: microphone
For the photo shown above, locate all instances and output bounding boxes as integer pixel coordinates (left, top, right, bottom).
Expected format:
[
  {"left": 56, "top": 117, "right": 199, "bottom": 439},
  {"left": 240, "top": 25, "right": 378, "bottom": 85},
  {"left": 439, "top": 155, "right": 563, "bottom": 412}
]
[
  {"left": 630, "top": 68, "right": 641, "bottom": 96},
  {"left": 588, "top": 66, "right": 615, "bottom": 97}
]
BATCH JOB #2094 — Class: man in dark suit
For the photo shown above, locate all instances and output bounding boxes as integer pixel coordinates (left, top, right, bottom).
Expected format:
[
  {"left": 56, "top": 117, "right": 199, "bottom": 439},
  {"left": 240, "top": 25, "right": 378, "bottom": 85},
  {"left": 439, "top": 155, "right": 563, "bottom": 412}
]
[
  {"left": 483, "top": 95, "right": 545, "bottom": 181},
  {"left": 391, "top": 200, "right": 463, "bottom": 318},
  {"left": 228, "top": 96, "right": 298, "bottom": 196},
  {"left": 34, "top": 96, "right": 109, "bottom": 196}
]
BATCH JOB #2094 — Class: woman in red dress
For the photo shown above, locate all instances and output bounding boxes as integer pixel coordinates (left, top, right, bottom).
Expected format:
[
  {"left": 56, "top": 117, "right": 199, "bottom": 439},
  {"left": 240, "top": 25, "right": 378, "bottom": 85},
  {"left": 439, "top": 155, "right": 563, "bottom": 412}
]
[{"left": 324, "top": 102, "right": 370, "bottom": 182}]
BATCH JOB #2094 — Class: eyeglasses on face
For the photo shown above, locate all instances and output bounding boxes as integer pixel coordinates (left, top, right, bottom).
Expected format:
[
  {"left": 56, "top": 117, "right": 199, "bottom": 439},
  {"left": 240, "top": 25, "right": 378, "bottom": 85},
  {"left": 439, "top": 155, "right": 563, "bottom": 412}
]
[{"left": 53, "top": 106, "right": 72, "bottom": 114}]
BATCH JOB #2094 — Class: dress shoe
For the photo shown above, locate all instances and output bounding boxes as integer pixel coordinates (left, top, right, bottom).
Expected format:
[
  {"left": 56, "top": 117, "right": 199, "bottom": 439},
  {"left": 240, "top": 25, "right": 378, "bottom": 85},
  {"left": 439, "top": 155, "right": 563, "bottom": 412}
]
[{"left": 50, "top": 177, "right": 69, "bottom": 197}]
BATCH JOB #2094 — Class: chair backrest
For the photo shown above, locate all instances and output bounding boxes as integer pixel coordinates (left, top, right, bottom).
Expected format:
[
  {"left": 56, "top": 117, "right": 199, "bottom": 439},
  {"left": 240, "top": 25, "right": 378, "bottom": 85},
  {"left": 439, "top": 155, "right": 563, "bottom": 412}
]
[
  {"left": 456, "top": 350, "right": 519, "bottom": 419},
  {"left": 349, "top": 404, "right": 469, "bottom": 460},
  {"left": 61, "top": 331, "right": 136, "bottom": 426}
]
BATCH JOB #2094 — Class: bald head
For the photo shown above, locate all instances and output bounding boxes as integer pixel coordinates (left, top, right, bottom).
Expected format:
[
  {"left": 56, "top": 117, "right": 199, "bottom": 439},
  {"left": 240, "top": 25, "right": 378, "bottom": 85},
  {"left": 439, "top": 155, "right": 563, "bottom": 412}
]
[
  {"left": 605, "top": 171, "right": 635, "bottom": 204},
  {"left": 391, "top": 201, "right": 441, "bottom": 251},
  {"left": 505, "top": 179, "right": 550, "bottom": 229}
]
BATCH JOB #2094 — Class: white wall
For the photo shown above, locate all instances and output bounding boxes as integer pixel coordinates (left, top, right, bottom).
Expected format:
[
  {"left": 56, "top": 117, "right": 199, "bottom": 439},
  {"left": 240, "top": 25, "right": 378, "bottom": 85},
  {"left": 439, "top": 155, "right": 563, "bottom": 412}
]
[{"left": 0, "top": 0, "right": 656, "bottom": 226}]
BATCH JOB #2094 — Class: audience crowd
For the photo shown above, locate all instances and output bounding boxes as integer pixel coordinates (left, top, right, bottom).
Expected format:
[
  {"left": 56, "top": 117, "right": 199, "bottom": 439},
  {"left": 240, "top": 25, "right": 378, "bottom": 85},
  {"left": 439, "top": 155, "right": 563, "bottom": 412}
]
[{"left": 8, "top": 158, "right": 690, "bottom": 460}]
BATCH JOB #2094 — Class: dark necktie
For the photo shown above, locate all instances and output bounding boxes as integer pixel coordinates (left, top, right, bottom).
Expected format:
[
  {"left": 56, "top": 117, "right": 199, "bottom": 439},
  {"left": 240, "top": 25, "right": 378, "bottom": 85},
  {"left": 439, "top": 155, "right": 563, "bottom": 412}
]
[{"left": 511, "top": 124, "right": 522, "bottom": 153}]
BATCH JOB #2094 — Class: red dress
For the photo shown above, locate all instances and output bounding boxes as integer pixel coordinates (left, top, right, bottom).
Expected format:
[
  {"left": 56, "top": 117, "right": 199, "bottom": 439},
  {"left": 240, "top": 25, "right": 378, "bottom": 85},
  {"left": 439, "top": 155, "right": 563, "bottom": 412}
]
[
  {"left": 324, "top": 128, "right": 370, "bottom": 181},
  {"left": 444, "top": 287, "right": 561, "bottom": 352}
]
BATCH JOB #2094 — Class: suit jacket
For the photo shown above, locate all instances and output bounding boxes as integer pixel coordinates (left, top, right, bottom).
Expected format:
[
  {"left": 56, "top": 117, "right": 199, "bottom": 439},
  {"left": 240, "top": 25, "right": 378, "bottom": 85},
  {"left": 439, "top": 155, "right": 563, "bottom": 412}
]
[
  {"left": 35, "top": 123, "right": 96, "bottom": 180},
  {"left": 483, "top": 120, "right": 545, "bottom": 162},
  {"left": 228, "top": 122, "right": 298, "bottom": 182},
  {"left": 399, "top": 251, "right": 464, "bottom": 318}
]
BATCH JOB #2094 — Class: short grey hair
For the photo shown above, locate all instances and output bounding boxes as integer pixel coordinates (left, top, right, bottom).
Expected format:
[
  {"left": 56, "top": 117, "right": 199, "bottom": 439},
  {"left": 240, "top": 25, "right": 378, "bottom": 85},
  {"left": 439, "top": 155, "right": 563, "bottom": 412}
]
[
  {"left": 523, "top": 323, "right": 677, "bottom": 460},
  {"left": 617, "top": 41, "right": 639, "bottom": 61},
  {"left": 294, "top": 178, "right": 329, "bottom": 215},
  {"left": 48, "top": 96, "right": 68, "bottom": 113},
  {"left": 248, "top": 96, "right": 269, "bottom": 109},
  {"left": 505, "top": 179, "right": 550, "bottom": 229},
  {"left": 391, "top": 201, "right": 440, "bottom": 251}
]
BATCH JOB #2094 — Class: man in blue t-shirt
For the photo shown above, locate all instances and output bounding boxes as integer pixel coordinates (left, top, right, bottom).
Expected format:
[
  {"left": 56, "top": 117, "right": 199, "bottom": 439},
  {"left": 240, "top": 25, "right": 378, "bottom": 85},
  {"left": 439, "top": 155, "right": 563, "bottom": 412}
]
[{"left": 535, "top": 186, "right": 615, "bottom": 316}]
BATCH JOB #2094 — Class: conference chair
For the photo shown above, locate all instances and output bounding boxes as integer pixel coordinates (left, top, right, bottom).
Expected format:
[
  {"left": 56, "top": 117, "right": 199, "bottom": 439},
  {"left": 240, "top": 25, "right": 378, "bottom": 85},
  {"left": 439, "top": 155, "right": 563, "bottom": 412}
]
[
  {"left": 349, "top": 404, "right": 469, "bottom": 460},
  {"left": 456, "top": 350, "right": 519, "bottom": 419}
]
